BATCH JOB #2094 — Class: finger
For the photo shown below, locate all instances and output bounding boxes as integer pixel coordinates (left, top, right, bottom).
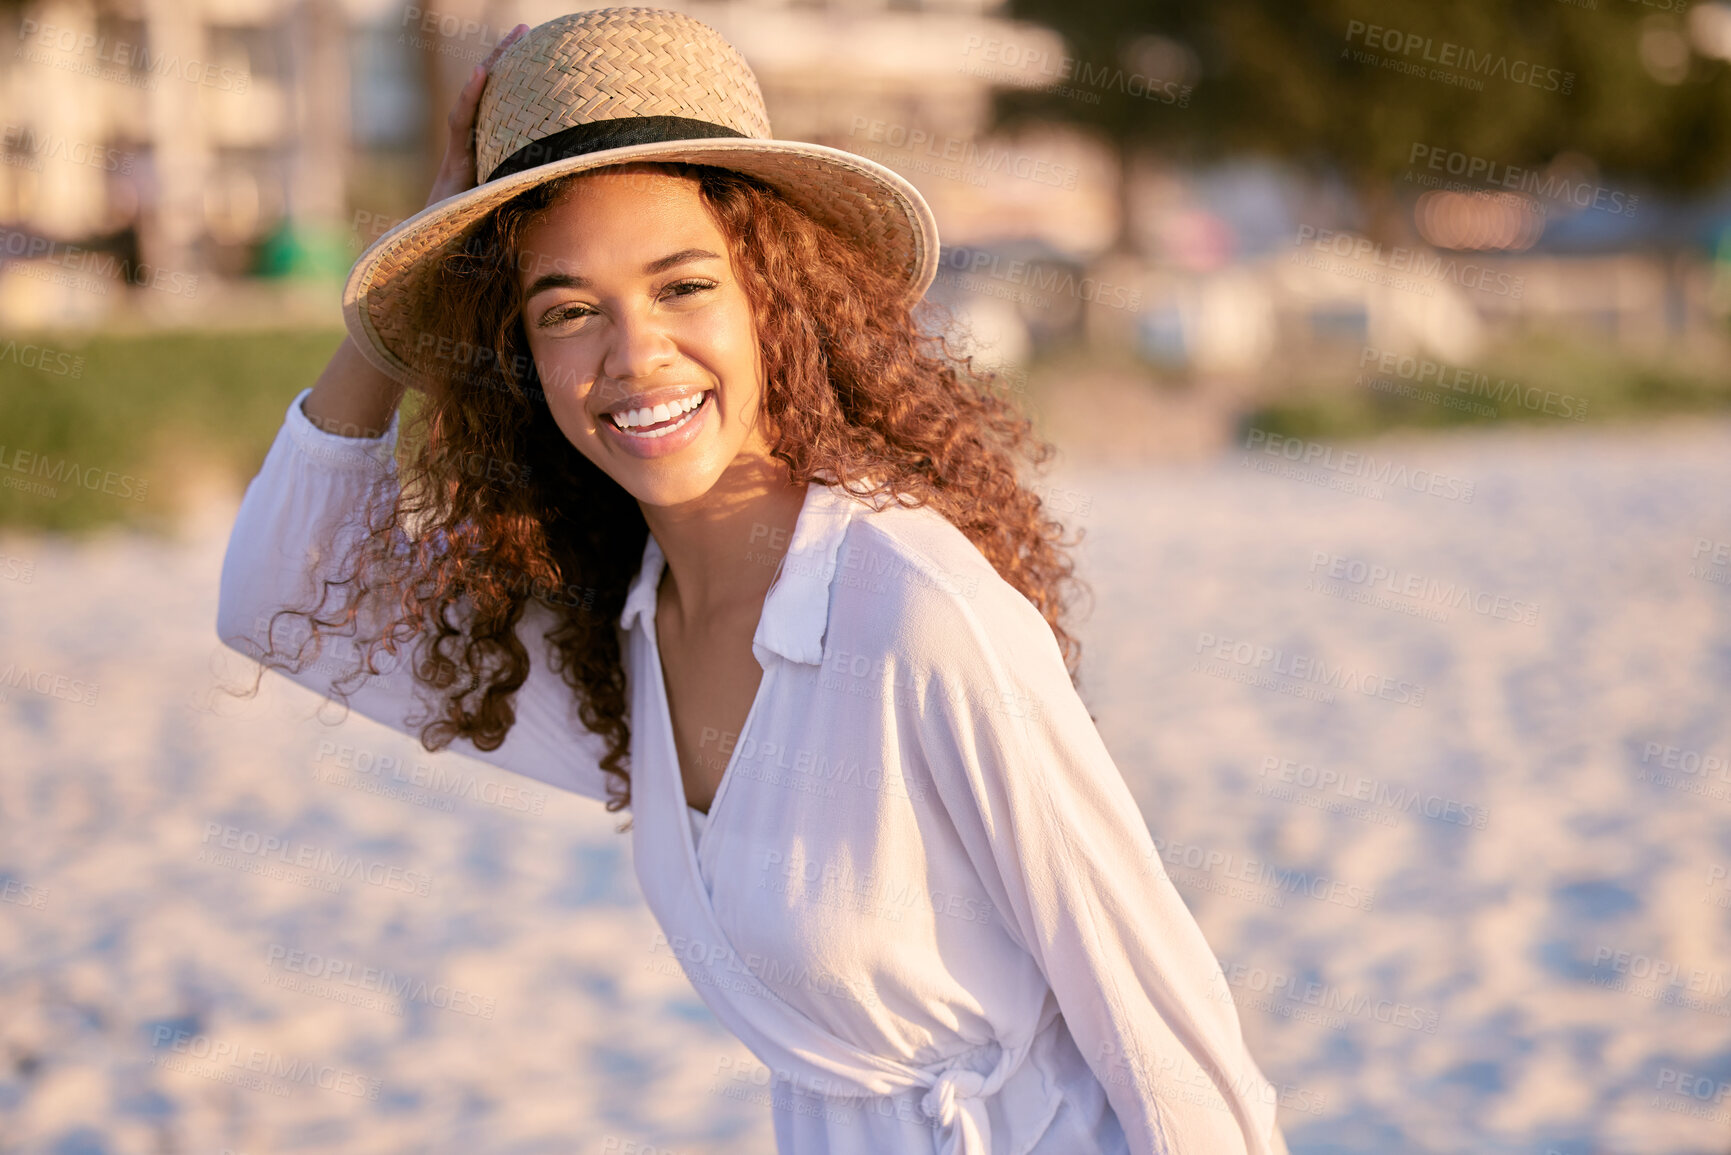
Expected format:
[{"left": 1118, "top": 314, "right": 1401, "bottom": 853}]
[
  {"left": 443, "top": 23, "right": 527, "bottom": 155},
  {"left": 457, "top": 63, "right": 483, "bottom": 105},
  {"left": 478, "top": 22, "right": 528, "bottom": 74},
  {"left": 449, "top": 64, "right": 485, "bottom": 132}
]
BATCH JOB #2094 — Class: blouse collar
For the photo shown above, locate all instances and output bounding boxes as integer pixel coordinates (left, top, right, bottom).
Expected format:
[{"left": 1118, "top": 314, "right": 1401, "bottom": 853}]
[{"left": 617, "top": 471, "right": 879, "bottom": 667}]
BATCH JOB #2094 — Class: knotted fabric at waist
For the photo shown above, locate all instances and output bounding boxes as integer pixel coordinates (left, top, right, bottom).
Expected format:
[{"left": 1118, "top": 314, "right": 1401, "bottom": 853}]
[
  {"left": 631, "top": 742, "right": 1065, "bottom": 1154},
  {"left": 920, "top": 1055, "right": 1004, "bottom": 1155},
  {"left": 879, "top": 995, "right": 1064, "bottom": 1155}
]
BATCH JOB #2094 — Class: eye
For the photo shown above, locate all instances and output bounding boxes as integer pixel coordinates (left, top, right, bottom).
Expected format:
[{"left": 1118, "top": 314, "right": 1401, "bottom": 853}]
[
  {"left": 537, "top": 301, "right": 595, "bottom": 328},
  {"left": 662, "top": 278, "right": 717, "bottom": 301}
]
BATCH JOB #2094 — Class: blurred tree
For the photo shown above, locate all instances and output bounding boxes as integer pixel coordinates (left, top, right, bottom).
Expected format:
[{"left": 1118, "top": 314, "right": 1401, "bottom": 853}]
[{"left": 993, "top": 0, "right": 1731, "bottom": 250}]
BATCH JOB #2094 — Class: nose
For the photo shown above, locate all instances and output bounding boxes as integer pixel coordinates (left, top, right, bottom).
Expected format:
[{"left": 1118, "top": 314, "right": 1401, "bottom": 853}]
[{"left": 600, "top": 304, "right": 678, "bottom": 384}]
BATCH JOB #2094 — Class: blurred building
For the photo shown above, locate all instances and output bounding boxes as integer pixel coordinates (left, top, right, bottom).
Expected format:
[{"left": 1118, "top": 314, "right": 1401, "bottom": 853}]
[
  {"left": 0, "top": 0, "right": 358, "bottom": 325},
  {"left": 6, "top": 0, "right": 1724, "bottom": 396},
  {"left": 0, "top": 0, "right": 1115, "bottom": 331},
  {"left": 1091, "top": 155, "right": 1731, "bottom": 408}
]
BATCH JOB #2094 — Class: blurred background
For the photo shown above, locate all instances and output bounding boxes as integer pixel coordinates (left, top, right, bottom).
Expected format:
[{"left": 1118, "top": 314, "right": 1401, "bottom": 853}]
[{"left": 2, "top": 0, "right": 1731, "bottom": 1152}]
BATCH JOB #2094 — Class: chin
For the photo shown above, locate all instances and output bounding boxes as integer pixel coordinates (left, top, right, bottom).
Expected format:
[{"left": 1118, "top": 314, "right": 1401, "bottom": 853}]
[{"left": 610, "top": 459, "right": 727, "bottom": 510}]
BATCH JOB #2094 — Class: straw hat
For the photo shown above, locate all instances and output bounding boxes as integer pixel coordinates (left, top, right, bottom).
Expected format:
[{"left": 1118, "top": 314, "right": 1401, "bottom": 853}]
[{"left": 342, "top": 6, "right": 942, "bottom": 388}]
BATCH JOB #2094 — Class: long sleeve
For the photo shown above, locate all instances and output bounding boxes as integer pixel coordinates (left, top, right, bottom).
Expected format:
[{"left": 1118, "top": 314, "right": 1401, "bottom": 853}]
[
  {"left": 215, "top": 387, "right": 615, "bottom": 804},
  {"left": 905, "top": 573, "right": 1287, "bottom": 1155}
]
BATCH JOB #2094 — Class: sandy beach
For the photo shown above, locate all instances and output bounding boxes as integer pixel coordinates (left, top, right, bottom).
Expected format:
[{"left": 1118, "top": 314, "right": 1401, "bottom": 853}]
[{"left": 2, "top": 414, "right": 1729, "bottom": 1154}]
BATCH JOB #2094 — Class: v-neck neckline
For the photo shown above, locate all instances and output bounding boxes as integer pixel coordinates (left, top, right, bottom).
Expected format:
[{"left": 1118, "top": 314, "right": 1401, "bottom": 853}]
[
  {"left": 630, "top": 475, "right": 857, "bottom": 869},
  {"left": 647, "top": 558, "right": 782, "bottom": 868}
]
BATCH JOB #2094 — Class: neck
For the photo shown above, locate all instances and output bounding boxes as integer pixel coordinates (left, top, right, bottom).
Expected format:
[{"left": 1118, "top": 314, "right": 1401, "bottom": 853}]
[{"left": 640, "top": 450, "right": 808, "bottom": 628}]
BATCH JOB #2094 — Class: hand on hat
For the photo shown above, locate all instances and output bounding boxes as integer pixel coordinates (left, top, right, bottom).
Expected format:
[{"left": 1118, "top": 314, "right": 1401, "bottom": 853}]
[{"left": 424, "top": 22, "right": 530, "bottom": 209}]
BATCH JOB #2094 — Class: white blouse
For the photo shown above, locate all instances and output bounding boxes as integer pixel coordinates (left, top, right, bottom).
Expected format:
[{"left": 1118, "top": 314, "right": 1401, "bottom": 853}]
[{"left": 216, "top": 388, "right": 1290, "bottom": 1155}]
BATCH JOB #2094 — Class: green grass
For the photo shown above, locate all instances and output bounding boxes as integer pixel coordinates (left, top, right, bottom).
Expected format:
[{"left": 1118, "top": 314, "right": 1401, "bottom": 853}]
[
  {"left": 3, "top": 327, "right": 1727, "bottom": 534},
  {"left": 1241, "top": 334, "right": 1731, "bottom": 442},
  {"left": 0, "top": 328, "right": 348, "bottom": 534}
]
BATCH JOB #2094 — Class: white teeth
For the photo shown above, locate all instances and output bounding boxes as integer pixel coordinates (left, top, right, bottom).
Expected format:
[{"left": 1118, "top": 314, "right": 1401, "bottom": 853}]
[
  {"left": 611, "top": 392, "right": 708, "bottom": 437},
  {"left": 611, "top": 392, "right": 707, "bottom": 430}
]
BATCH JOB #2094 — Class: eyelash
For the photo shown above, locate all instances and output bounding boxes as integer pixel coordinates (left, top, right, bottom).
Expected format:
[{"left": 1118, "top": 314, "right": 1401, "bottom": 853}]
[{"left": 540, "top": 279, "right": 717, "bottom": 326}]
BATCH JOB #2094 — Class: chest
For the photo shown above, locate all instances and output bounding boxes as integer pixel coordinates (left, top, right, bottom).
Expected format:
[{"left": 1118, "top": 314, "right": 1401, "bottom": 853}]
[{"left": 655, "top": 587, "right": 765, "bottom": 815}]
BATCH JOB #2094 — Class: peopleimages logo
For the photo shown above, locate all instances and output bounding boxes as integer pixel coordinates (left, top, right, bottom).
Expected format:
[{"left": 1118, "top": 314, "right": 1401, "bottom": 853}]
[
  {"left": 0, "top": 444, "right": 147, "bottom": 501},
  {"left": 0, "top": 662, "right": 99, "bottom": 707},
  {"left": 399, "top": 6, "right": 503, "bottom": 49},
  {"left": 1591, "top": 946, "right": 1731, "bottom": 1002},
  {"left": 0, "top": 338, "right": 85, "bottom": 378},
  {"left": 1358, "top": 346, "right": 1587, "bottom": 421},
  {"left": 1150, "top": 835, "right": 1378, "bottom": 911},
  {"left": 148, "top": 1026, "right": 381, "bottom": 1100},
  {"left": 264, "top": 944, "right": 497, "bottom": 1019},
  {"left": 0, "top": 876, "right": 49, "bottom": 909},
  {"left": 1692, "top": 539, "right": 1731, "bottom": 587},
  {"left": 648, "top": 931, "right": 883, "bottom": 1009},
  {"left": 199, "top": 824, "right": 433, "bottom": 896},
  {"left": 1208, "top": 958, "right": 1443, "bottom": 1033},
  {"left": 313, "top": 739, "right": 550, "bottom": 815},
  {"left": 18, "top": 18, "right": 251, "bottom": 92},
  {"left": 1709, "top": 865, "right": 1731, "bottom": 911},
  {"left": 935, "top": 245, "right": 1142, "bottom": 311},
  {"left": 0, "top": 231, "right": 199, "bottom": 297},
  {"left": 1653, "top": 1067, "right": 1731, "bottom": 1127},
  {"left": 1256, "top": 755, "right": 1490, "bottom": 830},
  {"left": 1293, "top": 225, "right": 1525, "bottom": 299},
  {"left": 1103, "top": 1041, "right": 1331, "bottom": 1117},
  {"left": 1406, "top": 144, "right": 1637, "bottom": 217},
  {"left": 1242, "top": 427, "right": 1476, "bottom": 504},
  {"left": 847, "top": 119, "right": 1082, "bottom": 190},
  {"left": 0, "top": 124, "right": 133, "bottom": 174},
  {"left": 1343, "top": 20, "right": 1574, "bottom": 94},
  {"left": 1195, "top": 631, "right": 1426, "bottom": 708},
  {"left": 958, "top": 35, "right": 1192, "bottom": 106},
  {"left": 1308, "top": 549, "right": 1540, "bottom": 627}
]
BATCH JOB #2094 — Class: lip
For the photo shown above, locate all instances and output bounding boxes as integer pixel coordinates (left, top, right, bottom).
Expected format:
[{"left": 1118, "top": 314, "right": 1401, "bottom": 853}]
[
  {"left": 597, "top": 386, "right": 712, "bottom": 420},
  {"left": 600, "top": 388, "right": 714, "bottom": 459}
]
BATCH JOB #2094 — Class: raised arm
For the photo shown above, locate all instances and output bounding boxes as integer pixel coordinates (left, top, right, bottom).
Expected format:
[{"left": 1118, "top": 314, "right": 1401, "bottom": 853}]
[
  {"left": 300, "top": 21, "right": 529, "bottom": 438},
  {"left": 214, "top": 387, "right": 615, "bottom": 804},
  {"left": 210, "top": 23, "right": 614, "bottom": 804}
]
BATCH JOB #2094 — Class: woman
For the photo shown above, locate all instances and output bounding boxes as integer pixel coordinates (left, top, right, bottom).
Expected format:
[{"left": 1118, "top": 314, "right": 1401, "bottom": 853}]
[{"left": 216, "top": 10, "right": 1290, "bottom": 1154}]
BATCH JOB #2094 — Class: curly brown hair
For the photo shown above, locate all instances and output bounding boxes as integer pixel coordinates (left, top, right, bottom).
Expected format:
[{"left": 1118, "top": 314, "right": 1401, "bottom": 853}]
[{"left": 243, "top": 161, "right": 1091, "bottom": 828}]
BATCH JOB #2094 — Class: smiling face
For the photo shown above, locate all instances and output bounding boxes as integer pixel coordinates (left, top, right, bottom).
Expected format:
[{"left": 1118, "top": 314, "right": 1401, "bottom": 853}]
[{"left": 516, "top": 167, "right": 776, "bottom": 508}]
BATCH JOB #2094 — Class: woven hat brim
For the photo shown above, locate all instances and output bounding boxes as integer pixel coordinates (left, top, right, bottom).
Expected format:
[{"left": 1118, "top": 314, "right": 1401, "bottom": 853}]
[{"left": 341, "top": 139, "right": 941, "bottom": 388}]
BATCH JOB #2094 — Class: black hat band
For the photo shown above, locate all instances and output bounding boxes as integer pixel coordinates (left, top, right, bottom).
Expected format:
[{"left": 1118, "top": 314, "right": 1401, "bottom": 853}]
[{"left": 485, "top": 116, "right": 749, "bottom": 183}]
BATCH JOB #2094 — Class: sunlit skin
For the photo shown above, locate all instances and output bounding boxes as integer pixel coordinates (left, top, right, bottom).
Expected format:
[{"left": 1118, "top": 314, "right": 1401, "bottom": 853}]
[{"left": 517, "top": 166, "right": 809, "bottom": 626}]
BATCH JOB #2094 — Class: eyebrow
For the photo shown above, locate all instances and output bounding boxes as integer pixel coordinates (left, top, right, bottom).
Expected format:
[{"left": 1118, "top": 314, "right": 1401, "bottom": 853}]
[{"left": 522, "top": 248, "right": 723, "bottom": 300}]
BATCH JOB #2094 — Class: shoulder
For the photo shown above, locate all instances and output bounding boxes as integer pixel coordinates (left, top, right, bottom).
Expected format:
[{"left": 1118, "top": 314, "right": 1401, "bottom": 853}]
[{"left": 823, "top": 495, "right": 1066, "bottom": 684}]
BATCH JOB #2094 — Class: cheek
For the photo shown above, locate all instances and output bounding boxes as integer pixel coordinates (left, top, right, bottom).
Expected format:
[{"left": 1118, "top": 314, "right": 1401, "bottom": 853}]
[
  {"left": 545, "top": 391, "right": 586, "bottom": 439},
  {"left": 698, "top": 295, "right": 764, "bottom": 395},
  {"left": 532, "top": 362, "right": 596, "bottom": 445},
  {"left": 524, "top": 336, "right": 595, "bottom": 430},
  {"left": 724, "top": 296, "right": 762, "bottom": 368}
]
